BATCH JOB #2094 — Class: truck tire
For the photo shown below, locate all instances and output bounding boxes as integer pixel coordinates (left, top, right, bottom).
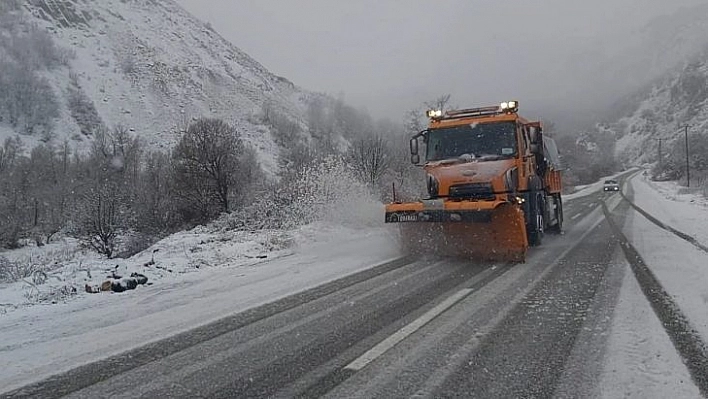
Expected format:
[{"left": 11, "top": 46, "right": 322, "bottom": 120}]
[
  {"left": 527, "top": 195, "right": 544, "bottom": 246},
  {"left": 548, "top": 194, "right": 563, "bottom": 234}
]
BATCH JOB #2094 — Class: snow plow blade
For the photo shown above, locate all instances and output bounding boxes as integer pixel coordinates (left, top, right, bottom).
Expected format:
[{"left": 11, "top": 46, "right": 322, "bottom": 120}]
[{"left": 385, "top": 201, "right": 528, "bottom": 262}]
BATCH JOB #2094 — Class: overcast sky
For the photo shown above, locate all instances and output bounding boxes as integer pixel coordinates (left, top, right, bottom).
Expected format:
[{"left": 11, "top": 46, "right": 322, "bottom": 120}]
[{"left": 176, "top": 0, "right": 707, "bottom": 128}]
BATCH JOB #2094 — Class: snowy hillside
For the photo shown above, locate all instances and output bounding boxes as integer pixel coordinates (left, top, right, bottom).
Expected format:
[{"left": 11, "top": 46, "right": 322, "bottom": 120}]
[
  {"left": 548, "top": 4, "right": 708, "bottom": 186},
  {"left": 1, "top": 0, "right": 328, "bottom": 173},
  {"left": 613, "top": 56, "right": 708, "bottom": 166},
  {"left": 581, "top": 3, "right": 708, "bottom": 168}
]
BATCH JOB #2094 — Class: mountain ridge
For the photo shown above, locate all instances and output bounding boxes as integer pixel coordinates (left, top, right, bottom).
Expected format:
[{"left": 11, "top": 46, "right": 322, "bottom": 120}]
[{"left": 1, "top": 0, "right": 332, "bottom": 174}]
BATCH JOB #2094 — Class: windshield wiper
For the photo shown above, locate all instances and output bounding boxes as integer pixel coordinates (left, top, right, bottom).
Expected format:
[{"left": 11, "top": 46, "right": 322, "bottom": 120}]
[
  {"left": 433, "top": 158, "right": 464, "bottom": 165},
  {"left": 475, "top": 154, "right": 504, "bottom": 161},
  {"left": 432, "top": 153, "right": 511, "bottom": 165}
]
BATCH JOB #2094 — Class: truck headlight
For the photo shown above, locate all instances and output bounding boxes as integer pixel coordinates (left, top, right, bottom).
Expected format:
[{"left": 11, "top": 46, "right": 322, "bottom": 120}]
[{"left": 426, "top": 109, "right": 443, "bottom": 118}]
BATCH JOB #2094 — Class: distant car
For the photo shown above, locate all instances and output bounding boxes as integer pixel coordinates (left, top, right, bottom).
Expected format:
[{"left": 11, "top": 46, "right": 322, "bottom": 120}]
[{"left": 603, "top": 179, "right": 620, "bottom": 191}]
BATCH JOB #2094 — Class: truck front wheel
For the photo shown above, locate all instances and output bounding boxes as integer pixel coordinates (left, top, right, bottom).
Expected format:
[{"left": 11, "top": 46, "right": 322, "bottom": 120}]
[
  {"left": 548, "top": 194, "right": 563, "bottom": 234},
  {"left": 527, "top": 196, "right": 544, "bottom": 246}
]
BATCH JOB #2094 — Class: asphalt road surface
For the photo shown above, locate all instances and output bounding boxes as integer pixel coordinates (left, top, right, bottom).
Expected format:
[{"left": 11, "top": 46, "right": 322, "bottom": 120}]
[{"left": 4, "top": 171, "right": 707, "bottom": 398}]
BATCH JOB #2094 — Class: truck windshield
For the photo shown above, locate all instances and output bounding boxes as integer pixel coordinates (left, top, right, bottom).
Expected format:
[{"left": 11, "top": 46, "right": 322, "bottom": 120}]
[{"left": 425, "top": 122, "right": 517, "bottom": 162}]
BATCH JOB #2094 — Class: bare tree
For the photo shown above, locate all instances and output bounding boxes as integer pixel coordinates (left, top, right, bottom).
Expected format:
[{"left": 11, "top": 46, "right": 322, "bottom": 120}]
[
  {"left": 0, "top": 136, "right": 23, "bottom": 173},
  {"left": 76, "top": 127, "right": 141, "bottom": 257},
  {"left": 135, "top": 150, "right": 177, "bottom": 232},
  {"left": 0, "top": 61, "right": 59, "bottom": 135},
  {"left": 331, "top": 97, "right": 374, "bottom": 139},
  {"left": 306, "top": 96, "right": 328, "bottom": 139},
  {"left": 83, "top": 185, "right": 120, "bottom": 258},
  {"left": 0, "top": 137, "right": 26, "bottom": 248},
  {"left": 348, "top": 135, "right": 391, "bottom": 188},
  {"left": 425, "top": 94, "right": 452, "bottom": 112},
  {"left": 173, "top": 118, "right": 246, "bottom": 221}
]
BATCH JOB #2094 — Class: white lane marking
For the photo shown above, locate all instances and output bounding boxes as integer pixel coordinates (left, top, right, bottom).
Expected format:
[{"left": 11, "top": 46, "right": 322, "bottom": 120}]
[
  {"left": 344, "top": 288, "right": 473, "bottom": 371},
  {"left": 571, "top": 213, "right": 583, "bottom": 220}
]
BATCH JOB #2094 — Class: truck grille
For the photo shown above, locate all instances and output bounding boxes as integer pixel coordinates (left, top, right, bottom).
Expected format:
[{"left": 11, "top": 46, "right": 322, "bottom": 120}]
[{"left": 448, "top": 183, "right": 495, "bottom": 200}]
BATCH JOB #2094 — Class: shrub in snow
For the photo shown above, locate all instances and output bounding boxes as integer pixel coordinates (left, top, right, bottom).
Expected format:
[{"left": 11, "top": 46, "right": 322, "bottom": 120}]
[
  {"left": 119, "top": 53, "right": 137, "bottom": 75},
  {"left": 0, "top": 255, "right": 46, "bottom": 283},
  {"left": 27, "top": 283, "right": 78, "bottom": 304},
  {"left": 66, "top": 74, "right": 103, "bottom": 136}
]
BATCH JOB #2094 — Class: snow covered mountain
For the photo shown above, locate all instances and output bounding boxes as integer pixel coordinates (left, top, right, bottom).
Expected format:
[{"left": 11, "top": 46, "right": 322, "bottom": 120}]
[
  {"left": 611, "top": 55, "right": 708, "bottom": 166},
  {"left": 567, "top": 3, "right": 708, "bottom": 167},
  {"left": 1, "top": 0, "right": 326, "bottom": 174}
]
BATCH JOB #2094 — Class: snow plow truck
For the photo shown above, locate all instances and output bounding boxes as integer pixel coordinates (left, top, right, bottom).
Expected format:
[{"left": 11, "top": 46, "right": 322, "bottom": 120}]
[{"left": 385, "top": 101, "right": 563, "bottom": 262}]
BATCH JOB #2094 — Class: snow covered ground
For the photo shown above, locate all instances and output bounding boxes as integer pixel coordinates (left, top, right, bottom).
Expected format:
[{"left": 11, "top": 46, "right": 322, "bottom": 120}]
[
  {"left": 630, "top": 173, "right": 708, "bottom": 247},
  {"left": 599, "top": 170, "right": 708, "bottom": 397},
  {"left": 599, "top": 255, "right": 700, "bottom": 398},
  {"left": 623, "top": 172, "right": 708, "bottom": 344},
  {"left": 0, "top": 222, "right": 400, "bottom": 391}
]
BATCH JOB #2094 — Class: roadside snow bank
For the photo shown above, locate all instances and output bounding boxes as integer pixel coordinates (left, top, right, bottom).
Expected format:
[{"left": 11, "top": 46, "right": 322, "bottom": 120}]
[
  {"left": 0, "top": 226, "right": 293, "bottom": 314},
  {"left": 624, "top": 172, "right": 708, "bottom": 344},
  {"left": 600, "top": 256, "right": 700, "bottom": 399},
  {"left": 630, "top": 173, "right": 708, "bottom": 248},
  {"left": 0, "top": 215, "right": 394, "bottom": 315},
  {"left": 0, "top": 222, "right": 400, "bottom": 392}
]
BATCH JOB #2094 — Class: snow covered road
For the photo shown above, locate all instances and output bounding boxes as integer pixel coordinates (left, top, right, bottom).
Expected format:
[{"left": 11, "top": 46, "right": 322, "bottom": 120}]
[{"left": 3, "top": 171, "right": 708, "bottom": 398}]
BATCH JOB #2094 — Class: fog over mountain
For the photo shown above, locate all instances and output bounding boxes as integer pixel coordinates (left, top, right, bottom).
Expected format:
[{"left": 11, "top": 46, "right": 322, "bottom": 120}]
[{"left": 177, "top": 0, "right": 708, "bottom": 130}]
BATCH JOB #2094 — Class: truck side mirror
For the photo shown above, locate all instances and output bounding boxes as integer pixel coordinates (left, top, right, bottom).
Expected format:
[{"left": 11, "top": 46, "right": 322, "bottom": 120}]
[
  {"left": 529, "top": 127, "right": 539, "bottom": 144},
  {"left": 410, "top": 137, "right": 421, "bottom": 164}
]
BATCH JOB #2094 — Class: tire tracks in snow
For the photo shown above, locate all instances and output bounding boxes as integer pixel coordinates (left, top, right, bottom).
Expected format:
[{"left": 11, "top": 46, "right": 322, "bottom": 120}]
[
  {"left": 602, "top": 200, "right": 708, "bottom": 397},
  {"left": 620, "top": 175, "right": 708, "bottom": 254}
]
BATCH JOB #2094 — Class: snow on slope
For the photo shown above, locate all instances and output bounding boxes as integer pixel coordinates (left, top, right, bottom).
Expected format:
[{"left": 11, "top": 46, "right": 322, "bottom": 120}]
[
  {"left": 555, "top": 2, "right": 708, "bottom": 167},
  {"left": 613, "top": 56, "right": 708, "bottom": 166},
  {"left": 8, "top": 0, "right": 327, "bottom": 174}
]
